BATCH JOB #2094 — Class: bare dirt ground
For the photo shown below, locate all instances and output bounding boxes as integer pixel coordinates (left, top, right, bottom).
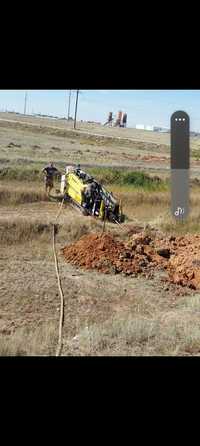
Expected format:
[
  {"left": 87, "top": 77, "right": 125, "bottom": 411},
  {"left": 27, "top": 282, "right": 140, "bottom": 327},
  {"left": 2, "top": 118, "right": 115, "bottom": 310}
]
[
  {"left": 1, "top": 195, "right": 200, "bottom": 356},
  {"left": 0, "top": 112, "right": 172, "bottom": 143},
  {"left": 1, "top": 112, "right": 200, "bottom": 178},
  {"left": 0, "top": 114, "right": 170, "bottom": 173},
  {"left": 0, "top": 225, "right": 180, "bottom": 354},
  {"left": 0, "top": 113, "right": 200, "bottom": 177},
  {"left": 1, "top": 113, "right": 200, "bottom": 356}
]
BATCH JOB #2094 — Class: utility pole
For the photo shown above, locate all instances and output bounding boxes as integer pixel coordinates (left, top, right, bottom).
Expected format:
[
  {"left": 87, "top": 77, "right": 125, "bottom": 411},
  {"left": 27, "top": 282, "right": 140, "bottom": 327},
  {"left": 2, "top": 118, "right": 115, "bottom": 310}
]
[
  {"left": 24, "top": 91, "right": 28, "bottom": 115},
  {"left": 67, "top": 89, "right": 72, "bottom": 120},
  {"left": 74, "top": 89, "right": 79, "bottom": 129}
]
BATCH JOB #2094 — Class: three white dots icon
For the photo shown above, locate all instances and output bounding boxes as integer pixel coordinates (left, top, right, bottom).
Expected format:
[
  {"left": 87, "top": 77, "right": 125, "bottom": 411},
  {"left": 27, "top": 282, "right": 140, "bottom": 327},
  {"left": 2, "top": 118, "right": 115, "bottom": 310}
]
[{"left": 175, "top": 117, "right": 186, "bottom": 121}]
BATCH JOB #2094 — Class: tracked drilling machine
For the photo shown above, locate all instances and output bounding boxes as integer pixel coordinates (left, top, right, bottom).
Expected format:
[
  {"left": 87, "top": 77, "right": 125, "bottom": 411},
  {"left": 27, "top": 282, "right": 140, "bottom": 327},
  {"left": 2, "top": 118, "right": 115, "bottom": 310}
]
[{"left": 59, "top": 165, "right": 125, "bottom": 223}]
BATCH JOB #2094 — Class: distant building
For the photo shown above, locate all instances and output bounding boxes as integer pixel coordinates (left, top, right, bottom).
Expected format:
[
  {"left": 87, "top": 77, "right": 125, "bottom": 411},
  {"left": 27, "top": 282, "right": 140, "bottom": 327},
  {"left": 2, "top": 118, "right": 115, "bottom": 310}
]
[
  {"left": 145, "top": 125, "right": 155, "bottom": 131},
  {"left": 135, "top": 124, "right": 169, "bottom": 132},
  {"left": 190, "top": 131, "right": 200, "bottom": 137},
  {"left": 158, "top": 127, "right": 170, "bottom": 133},
  {"left": 136, "top": 124, "right": 146, "bottom": 130}
]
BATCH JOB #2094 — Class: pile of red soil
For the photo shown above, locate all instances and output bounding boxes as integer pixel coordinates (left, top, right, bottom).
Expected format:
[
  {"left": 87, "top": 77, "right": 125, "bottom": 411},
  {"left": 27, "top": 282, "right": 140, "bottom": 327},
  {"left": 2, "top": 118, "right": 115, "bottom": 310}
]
[
  {"left": 166, "top": 235, "right": 200, "bottom": 289},
  {"left": 153, "top": 234, "right": 200, "bottom": 290},
  {"left": 62, "top": 231, "right": 200, "bottom": 290},
  {"left": 61, "top": 232, "right": 166, "bottom": 276},
  {"left": 140, "top": 155, "right": 168, "bottom": 162},
  {"left": 62, "top": 228, "right": 200, "bottom": 289}
]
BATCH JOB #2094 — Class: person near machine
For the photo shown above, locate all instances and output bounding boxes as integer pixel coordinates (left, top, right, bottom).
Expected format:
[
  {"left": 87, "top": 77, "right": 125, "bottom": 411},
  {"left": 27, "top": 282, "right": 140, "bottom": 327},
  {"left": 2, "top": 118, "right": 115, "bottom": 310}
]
[
  {"left": 65, "top": 165, "right": 75, "bottom": 174},
  {"left": 91, "top": 182, "right": 102, "bottom": 216},
  {"left": 76, "top": 164, "right": 86, "bottom": 180},
  {"left": 83, "top": 183, "right": 93, "bottom": 210},
  {"left": 82, "top": 181, "right": 98, "bottom": 211},
  {"left": 42, "top": 162, "right": 61, "bottom": 194}
]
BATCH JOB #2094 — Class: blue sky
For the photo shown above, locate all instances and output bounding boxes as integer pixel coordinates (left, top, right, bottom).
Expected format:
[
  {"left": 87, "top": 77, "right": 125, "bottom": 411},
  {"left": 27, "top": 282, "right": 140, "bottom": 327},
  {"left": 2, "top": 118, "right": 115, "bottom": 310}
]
[{"left": 0, "top": 90, "right": 200, "bottom": 131}]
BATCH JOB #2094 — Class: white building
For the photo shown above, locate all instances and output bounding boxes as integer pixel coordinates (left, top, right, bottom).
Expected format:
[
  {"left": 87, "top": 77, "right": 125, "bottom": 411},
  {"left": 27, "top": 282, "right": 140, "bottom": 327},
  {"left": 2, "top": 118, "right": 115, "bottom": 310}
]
[
  {"left": 136, "top": 124, "right": 145, "bottom": 130},
  {"left": 135, "top": 124, "right": 169, "bottom": 132},
  {"left": 145, "top": 125, "right": 155, "bottom": 131}
]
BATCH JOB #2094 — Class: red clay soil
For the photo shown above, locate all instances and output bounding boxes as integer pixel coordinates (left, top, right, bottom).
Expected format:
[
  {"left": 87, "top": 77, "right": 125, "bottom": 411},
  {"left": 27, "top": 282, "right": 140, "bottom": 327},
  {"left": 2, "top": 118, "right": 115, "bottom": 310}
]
[
  {"left": 123, "top": 154, "right": 168, "bottom": 162},
  {"left": 61, "top": 232, "right": 166, "bottom": 277},
  {"left": 62, "top": 231, "right": 200, "bottom": 290},
  {"left": 154, "top": 234, "right": 200, "bottom": 289},
  {"left": 165, "top": 235, "right": 200, "bottom": 289}
]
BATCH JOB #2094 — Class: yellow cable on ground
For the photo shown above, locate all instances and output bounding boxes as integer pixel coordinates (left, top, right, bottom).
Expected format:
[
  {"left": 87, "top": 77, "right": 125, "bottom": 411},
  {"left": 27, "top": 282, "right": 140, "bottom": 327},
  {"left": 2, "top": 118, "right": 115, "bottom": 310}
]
[
  {"left": 55, "top": 198, "right": 65, "bottom": 222},
  {"left": 52, "top": 197, "right": 65, "bottom": 357}
]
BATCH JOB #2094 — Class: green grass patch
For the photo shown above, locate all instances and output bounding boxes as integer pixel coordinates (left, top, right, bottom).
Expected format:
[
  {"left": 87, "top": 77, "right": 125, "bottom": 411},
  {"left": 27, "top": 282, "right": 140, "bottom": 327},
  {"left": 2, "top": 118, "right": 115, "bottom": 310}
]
[
  {"left": 191, "top": 149, "right": 200, "bottom": 160},
  {"left": 88, "top": 168, "right": 168, "bottom": 191},
  {"left": 0, "top": 165, "right": 168, "bottom": 192}
]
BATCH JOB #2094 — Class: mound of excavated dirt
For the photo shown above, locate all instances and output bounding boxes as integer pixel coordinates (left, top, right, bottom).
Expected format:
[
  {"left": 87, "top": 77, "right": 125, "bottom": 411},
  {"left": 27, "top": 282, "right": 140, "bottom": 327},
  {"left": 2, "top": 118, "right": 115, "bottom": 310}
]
[
  {"left": 62, "top": 231, "right": 200, "bottom": 290},
  {"left": 61, "top": 232, "right": 166, "bottom": 277},
  {"left": 166, "top": 235, "right": 200, "bottom": 289},
  {"left": 154, "top": 234, "right": 200, "bottom": 289}
]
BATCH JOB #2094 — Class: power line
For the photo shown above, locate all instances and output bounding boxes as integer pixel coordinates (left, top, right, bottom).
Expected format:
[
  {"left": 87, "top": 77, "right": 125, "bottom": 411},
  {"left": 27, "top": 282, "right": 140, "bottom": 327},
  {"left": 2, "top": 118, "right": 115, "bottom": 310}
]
[
  {"left": 67, "top": 90, "right": 72, "bottom": 120},
  {"left": 74, "top": 89, "right": 79, "bottom": 129},
  {"left": 24, "top": 91, "right": 28, "bottom": 115}
]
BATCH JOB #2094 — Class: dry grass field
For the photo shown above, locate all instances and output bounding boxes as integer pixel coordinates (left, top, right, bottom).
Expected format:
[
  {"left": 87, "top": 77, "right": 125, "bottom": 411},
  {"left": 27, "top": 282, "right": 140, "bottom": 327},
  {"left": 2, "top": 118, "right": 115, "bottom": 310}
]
[{"left": 1, "top": 113, "right": 200, "bottom": 356}]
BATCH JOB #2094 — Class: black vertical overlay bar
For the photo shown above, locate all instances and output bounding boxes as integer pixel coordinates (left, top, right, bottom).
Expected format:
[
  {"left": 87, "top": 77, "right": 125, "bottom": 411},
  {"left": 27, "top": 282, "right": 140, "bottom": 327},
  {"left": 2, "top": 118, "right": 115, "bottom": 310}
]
[{"left": 170, "top": 111, "right": 190, "bottom": 220}]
